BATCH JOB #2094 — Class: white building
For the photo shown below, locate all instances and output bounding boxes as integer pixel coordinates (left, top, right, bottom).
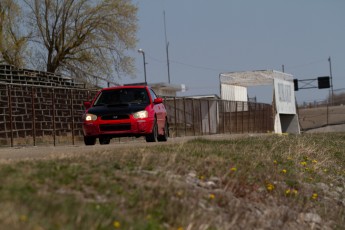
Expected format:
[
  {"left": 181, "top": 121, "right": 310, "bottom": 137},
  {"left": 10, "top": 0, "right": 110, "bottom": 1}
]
[{"left": 219, "top": 70, "right": 300, "bottom": 134}]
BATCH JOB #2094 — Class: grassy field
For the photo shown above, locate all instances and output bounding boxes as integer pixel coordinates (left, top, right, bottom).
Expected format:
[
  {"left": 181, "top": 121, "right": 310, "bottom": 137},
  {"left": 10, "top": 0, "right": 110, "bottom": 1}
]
[{"left": 0, "top": 133, "right": 344, "bottom": 229}]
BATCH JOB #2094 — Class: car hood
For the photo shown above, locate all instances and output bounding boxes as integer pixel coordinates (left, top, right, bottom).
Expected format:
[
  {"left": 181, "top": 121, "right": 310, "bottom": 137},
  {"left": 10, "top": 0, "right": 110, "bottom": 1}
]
[{"left": 87, "top": 104, "right": 148, "bottom": 116}]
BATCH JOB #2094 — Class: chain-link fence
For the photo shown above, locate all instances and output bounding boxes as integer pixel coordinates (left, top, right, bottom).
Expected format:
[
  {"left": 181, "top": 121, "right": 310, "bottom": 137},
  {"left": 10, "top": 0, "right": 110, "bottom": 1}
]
[{"left": 0, "top": 83, "right": 274, "bottom": 147}]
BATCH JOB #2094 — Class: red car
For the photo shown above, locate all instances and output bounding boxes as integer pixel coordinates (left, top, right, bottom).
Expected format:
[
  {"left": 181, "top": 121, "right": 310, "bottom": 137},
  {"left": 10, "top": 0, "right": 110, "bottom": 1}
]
[{"left": 82, "top": 85, "right": 169, "bottom": 145}]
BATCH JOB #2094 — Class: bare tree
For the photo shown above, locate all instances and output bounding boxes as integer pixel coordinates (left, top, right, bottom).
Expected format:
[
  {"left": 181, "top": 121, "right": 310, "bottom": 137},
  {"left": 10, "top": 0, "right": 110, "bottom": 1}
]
[
  {"left": 24, "top": 0, "right": 137, "bottom": 82},
  {"left": 0, "top": 0, "right": 28, "bottom": 67}
]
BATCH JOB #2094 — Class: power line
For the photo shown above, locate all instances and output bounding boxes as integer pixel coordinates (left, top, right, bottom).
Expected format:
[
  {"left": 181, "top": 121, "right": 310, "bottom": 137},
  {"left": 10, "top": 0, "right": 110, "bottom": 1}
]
[{"left": 146, "top": 54, "right": 226, "bottom": 72}]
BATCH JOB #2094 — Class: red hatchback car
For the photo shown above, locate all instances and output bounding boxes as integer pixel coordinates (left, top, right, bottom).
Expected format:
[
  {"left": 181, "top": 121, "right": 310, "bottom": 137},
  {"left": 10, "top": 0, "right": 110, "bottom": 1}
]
[{"left": 82, "top": 85, "right": 169, "bottom": 145}]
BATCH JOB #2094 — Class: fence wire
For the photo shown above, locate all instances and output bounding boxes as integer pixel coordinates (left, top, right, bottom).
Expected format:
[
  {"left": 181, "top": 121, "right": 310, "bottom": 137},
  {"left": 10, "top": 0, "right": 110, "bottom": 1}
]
[{"left": 0, "top": 83, "right": 274, "bottom": 147}]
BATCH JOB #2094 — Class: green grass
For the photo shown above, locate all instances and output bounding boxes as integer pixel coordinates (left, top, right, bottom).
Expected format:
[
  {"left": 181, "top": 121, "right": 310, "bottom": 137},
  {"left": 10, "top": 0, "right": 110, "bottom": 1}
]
[{"left": 0, "top": 133, "right": 344, "bottom": 229}]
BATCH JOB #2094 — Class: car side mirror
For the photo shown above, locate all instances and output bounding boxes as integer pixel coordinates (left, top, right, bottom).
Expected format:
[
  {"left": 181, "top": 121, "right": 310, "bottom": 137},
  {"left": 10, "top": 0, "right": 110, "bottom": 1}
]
[
  {"left": 83, "top": 101, "right": 91, "bottom": 109},
  {"left": 153, "top": 98, "right": 163, "bottom": 104}
]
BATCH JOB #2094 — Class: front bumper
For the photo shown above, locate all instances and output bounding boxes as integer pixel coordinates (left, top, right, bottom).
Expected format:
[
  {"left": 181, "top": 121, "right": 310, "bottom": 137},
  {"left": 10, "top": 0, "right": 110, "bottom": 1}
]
[{"left": 83, "top": 118, "right": 154, "bottom": 137}]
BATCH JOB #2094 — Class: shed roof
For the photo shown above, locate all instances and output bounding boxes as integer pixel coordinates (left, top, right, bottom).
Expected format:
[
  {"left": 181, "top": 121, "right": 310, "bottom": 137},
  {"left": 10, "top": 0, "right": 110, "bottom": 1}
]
[{"left": 220, "top": 70, "right": 293, "bottom": 87}]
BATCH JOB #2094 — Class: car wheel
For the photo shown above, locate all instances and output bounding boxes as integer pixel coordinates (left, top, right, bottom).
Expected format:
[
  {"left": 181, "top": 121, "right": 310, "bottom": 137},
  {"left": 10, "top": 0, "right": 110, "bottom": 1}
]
[
  {"left": 84, "top": 136, "right": 96, "bottom": 145},
  {"left": 99, "top": 137, "right": 110, "bottom": 145},
  {"left": 146, "top": 119, "right": 158, "bottom": 142},
  {"left": 158, "top": 120, "right": 168, "bottom": 142}
]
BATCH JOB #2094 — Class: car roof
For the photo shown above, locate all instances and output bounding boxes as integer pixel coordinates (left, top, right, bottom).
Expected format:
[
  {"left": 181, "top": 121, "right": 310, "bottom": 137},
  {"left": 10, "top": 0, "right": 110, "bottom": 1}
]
[{"left": 101, "top": 85, "right": 148, "bottom": 91}]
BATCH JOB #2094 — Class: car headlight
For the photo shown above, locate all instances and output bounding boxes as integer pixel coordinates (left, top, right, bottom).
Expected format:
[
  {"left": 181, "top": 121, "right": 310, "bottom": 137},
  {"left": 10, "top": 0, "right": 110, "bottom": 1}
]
[
  {"left": 84, "top": 113, "right": 97, "bottom": 121},
  {"left": 133, "top": 110, "right": 148, "bottom": 119}
]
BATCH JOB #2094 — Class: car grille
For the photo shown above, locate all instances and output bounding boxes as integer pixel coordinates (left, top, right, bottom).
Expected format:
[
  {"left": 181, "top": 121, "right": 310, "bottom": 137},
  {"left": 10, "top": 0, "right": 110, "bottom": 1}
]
[
  {"left": 101, "top": 114, "right": 130, "bottom": 120},
  {"left": 99, "top": 124, "right": 131, "bottom": 132}
]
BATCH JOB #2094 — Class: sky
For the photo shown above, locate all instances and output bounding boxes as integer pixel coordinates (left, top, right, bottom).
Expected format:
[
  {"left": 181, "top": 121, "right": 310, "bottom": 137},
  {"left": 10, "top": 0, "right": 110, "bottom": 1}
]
[{"left": 119, "top": 0, "right": 345, "bottom": 104}]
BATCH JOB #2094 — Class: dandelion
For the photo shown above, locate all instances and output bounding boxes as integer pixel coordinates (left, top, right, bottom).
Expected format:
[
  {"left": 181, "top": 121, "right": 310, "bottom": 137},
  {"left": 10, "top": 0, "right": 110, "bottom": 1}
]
[
  {"left": 311, "top": 193, "right": 318, "bottom": 200},
  {"left": 113, "top": 221, "right": 121, "bottom": 228},
  {"left": 230, "top": 167, "right": 237, "bottom": 172},
  {"left": 176, "top": 190, "right": 183, "bottom": 197},
  {"left": 281, "top": 169, "right": 287, "bottom": 174},
  {"left": 266, "top": 183, "right": 275, "bottom": 192},
  {"left": 300, "top": 161, "right": 307, "bottom": 166},
  {"left": 285, "top": 188, "right": 298, "bottom": 196},
  {"left": 273, "top": 160, "right": 278, "bottom": 164},
  {"left": 19, "top": 215, "right": 28, "bottom": 222},
  {"left": 209, "top": 194, "right": 215, "bottom": 200}
]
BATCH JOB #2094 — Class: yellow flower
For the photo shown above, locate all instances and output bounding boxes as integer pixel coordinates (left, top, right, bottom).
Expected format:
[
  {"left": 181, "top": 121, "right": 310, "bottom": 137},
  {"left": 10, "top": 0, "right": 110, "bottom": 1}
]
[
  {"left": 300, "top": 161, "right": 307, "bottom": 166},
  {"left": 209, "top": 194, "right": 215, "bottom": 200},
  {"left": 312, "top": 160, "right": 318, "bottom": 164},
  {"left": 266, "top": 183, "right": 275, "bottom": 191},
  {"left": 286, "top": 188, "right": 298, "bottom": 196},
  {"left": 177, "top": 227, "right": 184, "bottom": 230},
  {"left": 19, "top": 215, "right": 28, "bottom": 222},
  {"left": 273, "top": 160, "right": 278, "bottom": 164},
  {"left": 113, "top": 221, "right": 121, "bottom": 228},
  {"left": 323, "top": 169, "right": 328, "bottom": 173},
  {"left": 281, "top": 169, "right": 287, "bottom": 174},
  {"left": 176, "top": 190, "right": 183, "bottom": 197},
  {"left": 230, "top": 167, "right": 237, "bottom": 172},
  {"left": 311, "top": 193, "right": 318, "bottom": 200}
]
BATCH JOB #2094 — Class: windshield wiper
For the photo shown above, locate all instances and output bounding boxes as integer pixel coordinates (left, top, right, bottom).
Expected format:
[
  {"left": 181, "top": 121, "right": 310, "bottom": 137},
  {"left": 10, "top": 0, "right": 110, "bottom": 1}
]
[{"left": 93, "top": 103, "right": 105, "bottom": 107}]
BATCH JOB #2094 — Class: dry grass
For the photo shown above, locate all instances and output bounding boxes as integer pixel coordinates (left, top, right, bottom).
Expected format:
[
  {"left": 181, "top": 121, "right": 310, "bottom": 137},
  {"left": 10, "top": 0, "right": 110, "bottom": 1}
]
[{"left": 0, "top": 133, "right": 344, "bottom": 229}]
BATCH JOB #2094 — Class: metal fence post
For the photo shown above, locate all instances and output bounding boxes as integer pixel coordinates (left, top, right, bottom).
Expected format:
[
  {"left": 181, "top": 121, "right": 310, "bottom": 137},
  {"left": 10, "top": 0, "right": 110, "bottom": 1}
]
[
  {"left": 192, "top": 99, "right": 195, "bottom": 136},
  {"left": 8, "top": 85, "right": 14, "bottom": 147},
  {"left": 52, "top": 89, "right": 56, "bottom": 146},
  {"left": 174, "top": 97, "right": 177, "bottom": 137},
  {"left": 70, "top": 89, "right": 75, "bottom": 145},
  {"left": 183, "top": 97, "right": 187, "bottom": 136},
  {"left": 31, "top": 87, "right": 36, "bottom": 146}
]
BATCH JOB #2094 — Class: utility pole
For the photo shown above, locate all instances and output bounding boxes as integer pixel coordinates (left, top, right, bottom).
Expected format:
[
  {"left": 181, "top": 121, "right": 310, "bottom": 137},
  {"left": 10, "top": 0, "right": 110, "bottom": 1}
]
[
  {"left": 164, "top": 11, "right": 171, "bottom": 83},
  {"left": 328, "top": 56, "right": 334, "bottom": 105}
]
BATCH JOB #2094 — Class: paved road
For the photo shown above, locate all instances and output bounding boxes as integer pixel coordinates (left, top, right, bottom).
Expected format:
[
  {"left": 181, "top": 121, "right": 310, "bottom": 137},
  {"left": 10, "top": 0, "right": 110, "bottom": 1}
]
[{"left": 0, "top": 134, "right": 261, "bottom": 162}]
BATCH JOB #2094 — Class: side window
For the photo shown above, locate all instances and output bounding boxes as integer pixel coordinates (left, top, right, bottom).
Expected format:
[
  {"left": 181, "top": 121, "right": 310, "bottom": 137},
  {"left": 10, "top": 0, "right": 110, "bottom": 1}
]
[{"left": 149, "top": 89, "right": 157, "bottom": 101}]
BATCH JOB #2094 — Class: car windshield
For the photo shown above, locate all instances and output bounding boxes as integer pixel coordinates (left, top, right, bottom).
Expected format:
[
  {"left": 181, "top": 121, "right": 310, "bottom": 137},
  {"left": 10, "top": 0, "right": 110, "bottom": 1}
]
[{"left": 94, "top": 88, "right": 149, "bottom": 106}]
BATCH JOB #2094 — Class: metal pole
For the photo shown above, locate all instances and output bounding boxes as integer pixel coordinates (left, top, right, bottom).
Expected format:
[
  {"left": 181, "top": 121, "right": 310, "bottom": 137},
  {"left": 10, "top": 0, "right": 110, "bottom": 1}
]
[
  {"left": 143, "top": 52, "right": 147, "bottom": 85},
  {"left": 8, "top": 85, "right": 14, "bottom": 147},
  {"left": 163, "top": 11, "right": 171, "bottom": 83},
  {"left": 138, "top": 49, "right": 147, "bottom": 85},
  {"left": 70, "top": 90, "right": 75, "bottom": 145},
  {"left": 183, "top": 98, "right": 186, "bottom": 136},
  {"left": 31, "top": 87, "right": 36, "bottom": 146},
  {"left": 328, "top": 56, "right": 334, "bottom": 105},
  {"left": 52, "top": 89, "right": 56, "bottom": 146}
]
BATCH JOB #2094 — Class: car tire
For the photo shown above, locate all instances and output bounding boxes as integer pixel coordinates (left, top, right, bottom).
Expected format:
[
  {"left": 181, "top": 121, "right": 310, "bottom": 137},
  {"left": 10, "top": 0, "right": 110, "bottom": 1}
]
[
  {"left": 158, "top": 120, "right": 168, "bottom": 142},
  {"left": 146, "top": 119, "right": 158, "bottom": 142},
  {"left": 99, "top": 137, "right": 110, "bottom": 145},
  {"left": 84, "top": 136, "right": 96, "bottom": 145}
]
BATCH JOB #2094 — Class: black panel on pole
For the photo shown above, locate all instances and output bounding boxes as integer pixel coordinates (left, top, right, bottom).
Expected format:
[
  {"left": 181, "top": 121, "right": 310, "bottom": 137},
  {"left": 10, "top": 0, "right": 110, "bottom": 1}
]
[
  {"left": 317, "top": 76, "right": 330, "bottom": 89},
  {"left": 293, "top": 79, "right": 299, "bottom": 91}
]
